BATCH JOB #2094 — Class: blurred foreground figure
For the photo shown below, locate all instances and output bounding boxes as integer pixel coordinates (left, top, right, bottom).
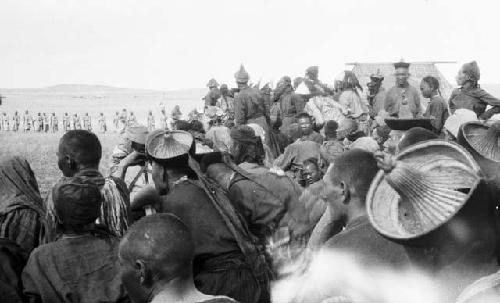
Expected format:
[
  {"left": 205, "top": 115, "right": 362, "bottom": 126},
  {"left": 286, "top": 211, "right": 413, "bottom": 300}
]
[
  {"left": 45, "top": 130, "right": 130, "bottom": 241},
  {"left": 0, "top": 238, "right": 27, "bottom": 303},
  {"left": 22, "top": 177, "right": 128, "bottom": 303},
  {"left": 0, "top": 156, "right": 46, "bottom": 255},
  {"left": 146, "top": 130, "right": 271, "bottom": 303},
  {"left": 119, "top": 213, "right": 238, "bottom": 303}
]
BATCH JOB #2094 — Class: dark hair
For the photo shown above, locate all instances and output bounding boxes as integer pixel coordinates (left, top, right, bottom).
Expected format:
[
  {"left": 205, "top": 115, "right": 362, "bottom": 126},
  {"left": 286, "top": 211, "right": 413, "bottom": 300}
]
[
  {"left": 422, "top": 76, "right": 441, "bottom": 96},
  {"left": 302, "top": 157, "right": 319, "bottom": 169},
  {"left": 232, "top": 138, "right": 265, "bottom": 166},
  {"left": 398, "top": 127, "right": 438, "bottom": 152},
  {"left": 60, "top": 130, "right": 102, "bottom": 166},
  {"left": 331, "top": 149, "right": 379, "bottom": 201}
]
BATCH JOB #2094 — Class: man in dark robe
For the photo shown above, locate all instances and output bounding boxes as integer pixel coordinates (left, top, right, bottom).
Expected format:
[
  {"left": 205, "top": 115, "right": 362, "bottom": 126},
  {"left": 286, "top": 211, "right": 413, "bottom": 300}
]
[
  {"left": 233, "top": 65, "right": 270, "bottom": 131},
  {"left": 22, "top": 177, "right": 128, "bottom": 303},
  {"left": 145, "top": 129, "right": 271, "bottom": 303},
  {"left": 312, "top": 149, "right": 411, "bottom": 269},
  {"left": 274, "top": 76, "right": 305, "bottom": 138},
  {"left": 45, "top": 130, "right": 130, "bottom": 242},
  {"left": 205, "top": 78, "right": 221, "bottom": 109},
  {"left": 384, "top": 61, "right": 422, "bottom": 118},
  {"left": 449, "top": 61, "right": 500, "bottom": 119},
  {"left": 119, "top": 214, "right": 238, "bottom": 303},
  {"left": 367, "top": 72, "right": 386, "bottom": 118}
]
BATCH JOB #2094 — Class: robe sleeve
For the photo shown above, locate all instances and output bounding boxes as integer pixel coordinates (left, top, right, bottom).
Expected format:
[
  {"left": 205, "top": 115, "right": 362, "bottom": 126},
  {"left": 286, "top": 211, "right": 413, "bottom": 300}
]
[
  {"left": 425, "top": 100, "right": 446, "bottom": 132},
  {"left": 234, "top": 95, "right": 246, "bottom": 126}
]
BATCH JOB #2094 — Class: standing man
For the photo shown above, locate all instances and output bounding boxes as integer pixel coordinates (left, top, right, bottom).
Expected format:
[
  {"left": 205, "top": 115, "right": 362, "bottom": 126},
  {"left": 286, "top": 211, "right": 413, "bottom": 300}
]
[
  {"left": 234, "top": 64, "right": 270, "bottom": 131},
  {"left": 204, "top": 78, "right": 221, "bottom": 109},
  {"left": 73, "top": 114, "right": 82, "bottom": 130},
  {"left": 83, "top": 113, "right": 92, "bottom": 131},
  {"left": 274, "top": 76, "right": 305, "bottom": 138},
  {"left": 11, "top": 111, "right": 20, "bottom": 131},
  {"left": 217, "top": 84, "right": 235, "bottom": 122},
  {"left": 119, "top": 109, "right": 128, "bottom": 131},
  {"left": 43, "top": 113, "right": 50, "bottom": 132},
  {"left": 98, "top": 113, "right": 107, "bottom": 133},
  {"left": 23, "top": 110, "right": 32, "bottom": 132},
  {"left": 384, "top": 60, "right": 422, "bottom": 118},
  {"left": 367, "top": 71, "right": 386, "bottom": 118},
  {"left": 113, "top": 111, "right": 120, "bottom": 132},
  {"left": 147, "top": 110, "right": 155, "bottom": 131},
  {"left": 62, "top": 113, "right": 70, "bottom": 132},
  {"left": 50, "top": 113, "right": 58, "bottom": 133},
  {"left": 2, "top": 112, "right": 9, "bottom": 131},
  {"left": 128, "top": 111, "right": 137, "bottom": 127}
]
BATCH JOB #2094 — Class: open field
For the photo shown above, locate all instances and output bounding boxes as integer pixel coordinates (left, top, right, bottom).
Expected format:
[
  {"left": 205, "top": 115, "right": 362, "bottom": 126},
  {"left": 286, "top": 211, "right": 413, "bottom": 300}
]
[{"left": 0, "top": 131, "right": 122, "bottom": 199}]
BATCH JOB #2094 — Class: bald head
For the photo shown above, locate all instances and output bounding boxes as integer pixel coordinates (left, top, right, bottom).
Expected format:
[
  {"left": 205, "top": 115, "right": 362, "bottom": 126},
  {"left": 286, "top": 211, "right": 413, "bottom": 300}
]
[{"left": 119, "top": 214, "right": 194, "bottom": 281}]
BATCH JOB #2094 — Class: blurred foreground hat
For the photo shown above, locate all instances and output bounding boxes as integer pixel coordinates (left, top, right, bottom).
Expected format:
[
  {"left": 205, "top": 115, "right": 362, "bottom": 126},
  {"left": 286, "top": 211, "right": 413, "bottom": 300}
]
[
  {"left": 444, "top": 109, "right": 477, "bottom": 139},
  {"left": 53, "top": 177, "right": 103, "bottom": 226},
  {"left": 146, "top": 130, "right": 194, "bottom": 161},
  {"left": 234, "top": 64, "right": 250, "bottom": 83},
  {"left": 350, "top": 137, "right": 379, "bottom": 153},
  {"left": 207, "top": 78, "right": 219, "bottom": 88},
  {"left": 124, "top": 125, "right": 148, "bottom": 145},
  {"left": 459, "top": 121, "right": 500, "bottom": 163},
  {"left": 367, "top": 140, "right": 481, "bottom": 241},
  {"left": 385, "top": 117, "right": 433, "bottom": 131}
]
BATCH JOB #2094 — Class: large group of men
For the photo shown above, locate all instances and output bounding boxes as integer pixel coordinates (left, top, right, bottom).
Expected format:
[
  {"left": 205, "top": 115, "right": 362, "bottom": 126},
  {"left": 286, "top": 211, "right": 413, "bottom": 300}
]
[{"left": 1, "top": 60, "right": 500, "bottom": 303}]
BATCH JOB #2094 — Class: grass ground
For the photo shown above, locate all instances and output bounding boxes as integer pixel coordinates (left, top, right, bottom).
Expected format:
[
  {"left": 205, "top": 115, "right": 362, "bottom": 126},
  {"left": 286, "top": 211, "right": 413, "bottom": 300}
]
[{"left": 0, "top": 131, "right": 122, "bottom": 198}]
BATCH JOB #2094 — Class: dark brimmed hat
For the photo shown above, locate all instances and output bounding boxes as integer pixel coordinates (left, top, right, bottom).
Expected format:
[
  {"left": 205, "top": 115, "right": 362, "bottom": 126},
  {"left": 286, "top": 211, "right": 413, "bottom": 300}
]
[
  {"left": 146, "top": 130, "right": 194, "bottom": 161},
  {"left": 394, "top": 60, "right": 410, "bottom": 69},
  {"left": 385, "top": 118, "right": 433, "bottom": 131},
  {"left": 367, "top": 140, "right": 481, "bottom": 241}
]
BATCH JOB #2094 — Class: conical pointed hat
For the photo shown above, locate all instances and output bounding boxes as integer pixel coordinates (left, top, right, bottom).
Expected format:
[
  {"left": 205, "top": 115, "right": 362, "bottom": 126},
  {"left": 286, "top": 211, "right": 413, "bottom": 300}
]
[
  {"left": 366, "top": 140, "right": 481, "bottom": 240},
  {"left": 145, "top": 130, "right": 194, "bottom": 161},
  {"left": 234, "top": 64, "right": 250, "bottom": 83}
]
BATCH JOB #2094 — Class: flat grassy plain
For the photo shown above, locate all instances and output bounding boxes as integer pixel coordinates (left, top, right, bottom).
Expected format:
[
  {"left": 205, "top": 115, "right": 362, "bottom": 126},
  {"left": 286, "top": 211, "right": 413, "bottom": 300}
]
[{"left": 0, "top": 131, "right": 122, "bottom": 198}]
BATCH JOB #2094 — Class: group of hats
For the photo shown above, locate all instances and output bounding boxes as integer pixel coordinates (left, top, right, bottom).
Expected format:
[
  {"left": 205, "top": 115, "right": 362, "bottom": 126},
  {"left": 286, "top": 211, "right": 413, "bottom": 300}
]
[{"left": 367, "top": 119, "right": 500, "bottom": 241}]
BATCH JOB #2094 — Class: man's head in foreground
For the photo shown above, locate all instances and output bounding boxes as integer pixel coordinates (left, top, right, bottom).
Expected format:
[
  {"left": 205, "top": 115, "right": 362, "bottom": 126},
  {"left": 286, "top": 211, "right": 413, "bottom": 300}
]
[
  {"left": 321, "top": 149, "right": 379, "bottom": 226},
  {"left": 57, "top": 130, "right": 102, "bottom": 177},
  {"left": 118, "top": 213, "right": 195, "bottom": 303}
]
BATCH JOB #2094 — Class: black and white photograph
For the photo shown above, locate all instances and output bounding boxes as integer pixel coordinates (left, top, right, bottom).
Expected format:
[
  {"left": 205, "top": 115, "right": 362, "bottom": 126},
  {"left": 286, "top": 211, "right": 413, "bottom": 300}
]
[{"left": 1, "top": 0, "right": 500, "bottom": 302}]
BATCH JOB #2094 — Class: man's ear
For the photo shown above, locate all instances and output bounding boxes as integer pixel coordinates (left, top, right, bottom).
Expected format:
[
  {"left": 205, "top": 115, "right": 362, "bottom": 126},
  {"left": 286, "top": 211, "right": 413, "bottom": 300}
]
[
  {"left": 65, "top": 155, "right": 76, "bottom": 170},
  {"left": 136, "top": 259, "right": 153, "bottom": 288},
  {"left": 340, "top": 181, "right": 350, "bottom": 205}
]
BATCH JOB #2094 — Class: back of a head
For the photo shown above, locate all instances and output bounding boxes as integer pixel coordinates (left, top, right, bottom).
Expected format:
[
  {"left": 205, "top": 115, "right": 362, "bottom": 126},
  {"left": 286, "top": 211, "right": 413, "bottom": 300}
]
[
  {"left": 60, "top": 130, "right": 102, "bottom": 166},
  {"left": 120, "top": 214, "right": 194, "bottom": 281},
  {"left": 398, "top": 127, "right": 437, "bottom": 153},
  {"left": 52, "top": 176, "right": 103, "bottom": 229},
  {"left": 332, "top": 149, "right": 379, "bottom": 201}
]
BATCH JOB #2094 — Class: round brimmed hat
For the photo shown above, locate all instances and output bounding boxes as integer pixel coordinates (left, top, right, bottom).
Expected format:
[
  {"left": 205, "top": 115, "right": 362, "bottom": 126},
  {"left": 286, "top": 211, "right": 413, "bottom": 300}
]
[
  {"left": 384, "top": 118, "right": 433, "bottom": 131},
  {"left": 145, "top": 130, "right": 194, "bottom": 161},
  {"left": 458, "top": 121, "right": 500, "bottom": 163},
  {"left": 367, "top": 140, "right": 481, "bottom": 241},
  {"left": 124, "top": 125, "right": 148, "bottom": 145}
]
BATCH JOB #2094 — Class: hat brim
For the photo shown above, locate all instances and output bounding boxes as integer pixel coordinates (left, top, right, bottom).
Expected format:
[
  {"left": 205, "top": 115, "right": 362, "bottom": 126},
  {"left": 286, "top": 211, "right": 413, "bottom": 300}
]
[
  {"left": 385, "top": 118, "right": 433, "bottom": 131},
  {"left": 459, "top": 121, "right": 500, "bottom": 163}
]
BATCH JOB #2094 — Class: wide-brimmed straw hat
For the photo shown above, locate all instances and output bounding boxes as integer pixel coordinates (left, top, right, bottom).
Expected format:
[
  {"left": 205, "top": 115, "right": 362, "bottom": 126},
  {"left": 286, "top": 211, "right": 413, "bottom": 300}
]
[
  {"left": 366, "top": 140, "right": 481, "bottom": 241},
  {"left": 384, "top": 118, "right": 433, "bottom": 131},
  {"left": 458, "top": 121, "right": 500, "bottom": 163},
  {"left": 145, "top": 130, "right": 194, "bottom": 161}
]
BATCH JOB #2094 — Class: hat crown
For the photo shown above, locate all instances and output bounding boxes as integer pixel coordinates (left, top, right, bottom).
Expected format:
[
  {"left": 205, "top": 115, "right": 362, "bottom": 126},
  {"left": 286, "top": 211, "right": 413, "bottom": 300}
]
[
  {"left": 146, "top": 130, "right": 194, "bottom": 160},
  {"left": 234, "top": 64, "right": 249, "bottom": 83}
]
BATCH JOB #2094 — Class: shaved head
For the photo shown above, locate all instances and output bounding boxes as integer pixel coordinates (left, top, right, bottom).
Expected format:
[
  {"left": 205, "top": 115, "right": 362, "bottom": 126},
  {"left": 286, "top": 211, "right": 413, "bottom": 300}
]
[
  {"left": 119, "top": 213, "right": 194, "bottom": 281},
  {"left": 59, "top": 130, "right": 102, "bottom": 166},
  {"left": 331, "top": 149, "right": 379, "bottom": 201}
]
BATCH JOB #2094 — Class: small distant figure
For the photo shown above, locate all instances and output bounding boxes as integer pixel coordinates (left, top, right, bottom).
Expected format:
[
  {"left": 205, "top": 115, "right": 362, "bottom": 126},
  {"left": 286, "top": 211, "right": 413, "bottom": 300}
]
[
  {"left": 12, "top": 111, "right": 20, "bottom": 131},
  {"left": 83, "top": 113, "right": 92, "bottom": 131},
  {"left": 160, "top": 108, "right": 168, "bottom": 130},
  {"left": 119, "top": 109, "right": 128, "bottom": 131},
  {"left": 35, "top": 113, "right": 43, "bottom": 132},
  {"left": 147, "top": 110, "right": 155, "bottom": 131},
  {"left": 73, "top": 114, "right": 82, "bottom": 130},
  {"left": 1, "top": 112, "right": 9, "bottom": 131},
  {"left": 62, "top": 113, "right": 70, "bottom": 132},
  {"left": 23, "top": 110, "right": 32, "bottom": 132},
  {"left": 113, "top": 111, "right": 120, "bottom": 132},
  {"left": 127, "top": 111, "right": 137, "bottom": 126},
  {"left": 43, "top": 113, "right": 50, "bottom": 132},
  {"left": 50, "top": 113, "right": 58, "bottom": 133},
  {"left": 98, "top": 113, "right": 107, "bottom": 133},
  {"left": 204, "top": 78, "right": 221, "bottom": 108},
  {"left": 171, "top": 105, "right": 182, "bottom": 129}
]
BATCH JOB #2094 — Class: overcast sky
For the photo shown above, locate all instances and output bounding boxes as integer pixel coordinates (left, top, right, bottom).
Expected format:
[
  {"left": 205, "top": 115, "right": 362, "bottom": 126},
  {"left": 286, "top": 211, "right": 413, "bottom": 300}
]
[{"left": 0, "top": 0, "right": 499, "bottom": 90}]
